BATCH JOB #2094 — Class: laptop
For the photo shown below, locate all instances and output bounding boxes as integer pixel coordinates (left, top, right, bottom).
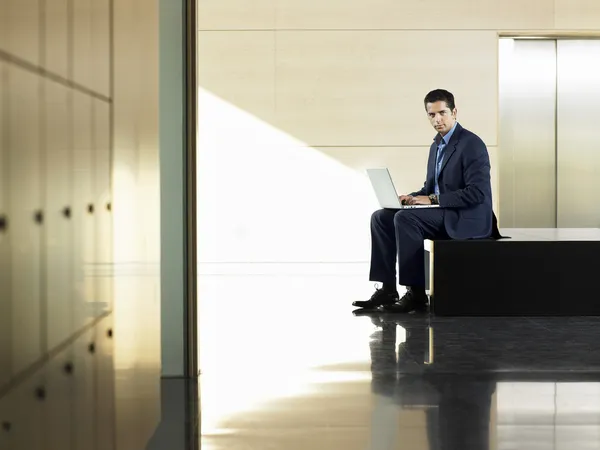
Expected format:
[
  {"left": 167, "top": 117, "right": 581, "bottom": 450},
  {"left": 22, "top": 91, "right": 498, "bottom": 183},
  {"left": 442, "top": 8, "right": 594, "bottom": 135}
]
[{"left": 366, "top": 168, "right": 440, "bottom": 209}]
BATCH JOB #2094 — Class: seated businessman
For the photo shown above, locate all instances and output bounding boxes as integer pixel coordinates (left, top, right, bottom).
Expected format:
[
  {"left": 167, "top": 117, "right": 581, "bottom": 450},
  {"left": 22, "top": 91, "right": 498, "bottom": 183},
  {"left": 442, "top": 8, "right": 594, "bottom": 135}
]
[{"left": 353, "top": 89, "right": 495, "bottom": 314}]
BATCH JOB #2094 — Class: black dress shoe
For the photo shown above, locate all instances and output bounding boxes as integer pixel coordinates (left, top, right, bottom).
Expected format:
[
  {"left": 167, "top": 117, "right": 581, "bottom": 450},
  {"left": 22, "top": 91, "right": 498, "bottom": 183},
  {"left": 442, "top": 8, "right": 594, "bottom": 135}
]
[
  {"left": 352, "top": 287, "right": 399, "bottom": 309},
  {"left": 380, "top": 288, "right": 428, "bottom": 314}
]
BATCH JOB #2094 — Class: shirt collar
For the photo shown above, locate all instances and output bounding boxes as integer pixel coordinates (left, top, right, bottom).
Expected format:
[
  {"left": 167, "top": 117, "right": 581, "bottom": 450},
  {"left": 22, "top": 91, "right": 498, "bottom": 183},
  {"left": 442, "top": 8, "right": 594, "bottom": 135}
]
[{"left": 440, "top": 121, "right": 458, "bottom": 145}]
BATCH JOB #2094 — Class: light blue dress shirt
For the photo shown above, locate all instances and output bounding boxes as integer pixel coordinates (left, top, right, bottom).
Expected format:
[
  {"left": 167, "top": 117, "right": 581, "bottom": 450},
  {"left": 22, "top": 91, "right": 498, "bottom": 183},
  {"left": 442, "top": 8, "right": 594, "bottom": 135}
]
[{"left": 434, "top": 121, "right": 458, "bottom": 195}]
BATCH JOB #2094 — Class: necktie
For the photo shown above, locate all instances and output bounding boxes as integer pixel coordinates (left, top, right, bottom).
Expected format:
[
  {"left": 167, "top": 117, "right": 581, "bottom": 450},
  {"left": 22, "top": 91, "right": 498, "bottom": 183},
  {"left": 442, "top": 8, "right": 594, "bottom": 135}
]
[{"left": 434, "top": 140, "right": 445, "bottom": 195}]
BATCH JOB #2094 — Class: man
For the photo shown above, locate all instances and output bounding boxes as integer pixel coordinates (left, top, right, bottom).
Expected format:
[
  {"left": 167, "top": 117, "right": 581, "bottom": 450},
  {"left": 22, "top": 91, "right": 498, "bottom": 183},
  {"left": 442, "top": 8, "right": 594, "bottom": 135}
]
[{"left": 353, "top": 89, "right": 495, "bottom": 314}]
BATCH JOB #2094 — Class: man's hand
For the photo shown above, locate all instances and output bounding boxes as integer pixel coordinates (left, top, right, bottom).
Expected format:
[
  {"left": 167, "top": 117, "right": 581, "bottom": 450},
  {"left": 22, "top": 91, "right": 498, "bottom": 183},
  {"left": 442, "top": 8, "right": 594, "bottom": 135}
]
[
  {"left": 399, "top": 195, "right": 413, "bottom": 205},
  {"left": 412, "top": 195, "right": 432, "bottom": 205}
]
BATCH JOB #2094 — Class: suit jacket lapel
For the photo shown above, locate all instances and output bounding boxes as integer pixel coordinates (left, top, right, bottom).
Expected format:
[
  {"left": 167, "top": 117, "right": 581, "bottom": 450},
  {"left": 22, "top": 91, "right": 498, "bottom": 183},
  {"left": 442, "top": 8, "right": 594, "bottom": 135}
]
[
  {"left": 426, "top": 142, "right": 437, "bottom": 188},
  {"left": 438, "top": 123, "right": 462, "bottom": 176}
]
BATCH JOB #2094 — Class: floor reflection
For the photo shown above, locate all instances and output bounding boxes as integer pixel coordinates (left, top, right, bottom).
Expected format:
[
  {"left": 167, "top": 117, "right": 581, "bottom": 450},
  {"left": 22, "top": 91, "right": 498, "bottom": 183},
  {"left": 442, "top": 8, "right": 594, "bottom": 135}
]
[
  {"left": 12, "top": 268, "right": 598, "bottom": 449},
  {"left": 368, "top": 316, "right": 495, "bottom": 449},
  {"left": 195, "top": 272, "right": 600, "bottom": 450}
]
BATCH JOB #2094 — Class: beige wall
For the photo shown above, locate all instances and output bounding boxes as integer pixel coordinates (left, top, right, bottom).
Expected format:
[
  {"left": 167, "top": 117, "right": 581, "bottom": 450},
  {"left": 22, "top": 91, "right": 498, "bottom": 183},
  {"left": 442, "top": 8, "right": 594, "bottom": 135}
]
[{"left": 197, "top": 0, "right": 600, "bottom": 265}]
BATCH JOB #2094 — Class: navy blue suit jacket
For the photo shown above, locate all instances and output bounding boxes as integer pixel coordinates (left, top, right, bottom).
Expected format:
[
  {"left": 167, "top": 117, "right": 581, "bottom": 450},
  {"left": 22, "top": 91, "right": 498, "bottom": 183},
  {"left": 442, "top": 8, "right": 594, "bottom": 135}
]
[{"left": 410, "top": 123, "right": 494, "bottom": 240}]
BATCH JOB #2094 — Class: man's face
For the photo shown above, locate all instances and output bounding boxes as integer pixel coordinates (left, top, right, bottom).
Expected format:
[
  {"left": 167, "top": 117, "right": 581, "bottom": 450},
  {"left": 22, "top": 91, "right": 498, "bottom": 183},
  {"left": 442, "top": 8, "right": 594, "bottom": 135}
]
[{"left": 426, "top": 101, "right": 457, "bottom": 136}]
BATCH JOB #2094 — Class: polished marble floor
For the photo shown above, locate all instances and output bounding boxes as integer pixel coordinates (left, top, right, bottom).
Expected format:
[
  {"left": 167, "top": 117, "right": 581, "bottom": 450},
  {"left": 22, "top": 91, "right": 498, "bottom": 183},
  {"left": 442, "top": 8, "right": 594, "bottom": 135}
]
[{"left": 150, "top": 267, "right": 600, "bottom": 449}]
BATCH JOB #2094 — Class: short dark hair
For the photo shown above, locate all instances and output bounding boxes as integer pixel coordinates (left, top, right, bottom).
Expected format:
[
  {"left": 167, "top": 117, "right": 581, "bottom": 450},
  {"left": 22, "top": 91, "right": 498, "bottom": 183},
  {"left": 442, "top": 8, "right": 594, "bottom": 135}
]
[{"left": 424, "top": 89, "right": 455, "bottom": 110}]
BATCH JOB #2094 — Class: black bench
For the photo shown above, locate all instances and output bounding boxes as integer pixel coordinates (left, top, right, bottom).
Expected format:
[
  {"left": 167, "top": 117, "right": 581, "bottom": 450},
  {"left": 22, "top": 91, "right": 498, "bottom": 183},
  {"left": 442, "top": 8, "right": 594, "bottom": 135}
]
[{"left": 424, "top": 228, "right": 600, "bottom": 316}]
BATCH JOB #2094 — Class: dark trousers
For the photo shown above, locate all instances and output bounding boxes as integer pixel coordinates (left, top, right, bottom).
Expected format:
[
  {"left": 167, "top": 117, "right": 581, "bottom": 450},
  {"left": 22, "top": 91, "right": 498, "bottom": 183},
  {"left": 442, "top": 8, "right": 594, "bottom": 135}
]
[{"left": 369, "top": 208, "right": 448, "bottom": 287}]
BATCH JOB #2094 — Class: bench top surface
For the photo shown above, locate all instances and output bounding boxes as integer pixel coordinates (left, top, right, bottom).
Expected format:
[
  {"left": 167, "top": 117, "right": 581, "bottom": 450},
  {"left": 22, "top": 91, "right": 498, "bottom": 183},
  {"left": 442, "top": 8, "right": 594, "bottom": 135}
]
[
  {"left": 425, "top": 228, "right": 600, "bottom": 248},
  {"left": 498, "top": 228, "right": 600, "bottom": 241}
]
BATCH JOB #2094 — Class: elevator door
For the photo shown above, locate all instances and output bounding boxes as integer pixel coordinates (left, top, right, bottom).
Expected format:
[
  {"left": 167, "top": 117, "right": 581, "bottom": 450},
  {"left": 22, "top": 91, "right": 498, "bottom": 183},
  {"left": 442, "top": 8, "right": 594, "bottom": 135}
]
[{"left": 499, "top": 38, "right": 600, "bottom": 228}]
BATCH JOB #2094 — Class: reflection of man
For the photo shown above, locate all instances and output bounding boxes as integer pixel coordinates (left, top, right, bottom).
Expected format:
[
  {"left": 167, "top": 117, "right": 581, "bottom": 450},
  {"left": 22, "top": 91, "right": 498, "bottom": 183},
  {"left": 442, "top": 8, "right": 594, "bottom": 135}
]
[
  {"left": 354, "top": 89, "right": 496, "bottom": 314},
  {"left": 367, "top": 315, "right": 495, "bottom": 450}
]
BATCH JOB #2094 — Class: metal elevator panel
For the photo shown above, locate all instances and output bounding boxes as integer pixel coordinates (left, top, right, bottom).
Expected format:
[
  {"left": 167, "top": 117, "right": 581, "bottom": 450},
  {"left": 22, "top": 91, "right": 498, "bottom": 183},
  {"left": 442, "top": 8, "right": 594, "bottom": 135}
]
[
  {"left": 499, "top": 38, "right": 600, "bottom": 229},
  {"left": 556, "top": 40, "right": 600, "bottom": 228},
  {"left": 498, "top": 38, "right": 557, "bottom": 228}
]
